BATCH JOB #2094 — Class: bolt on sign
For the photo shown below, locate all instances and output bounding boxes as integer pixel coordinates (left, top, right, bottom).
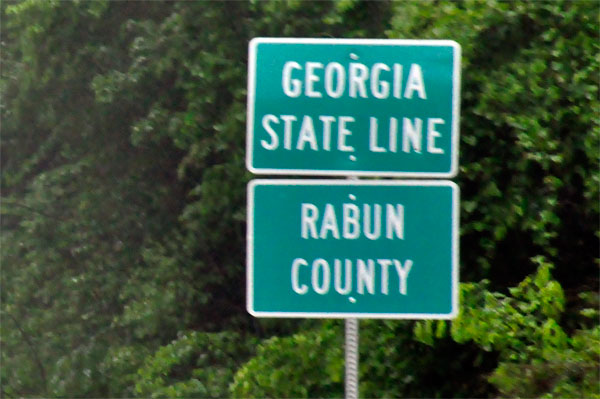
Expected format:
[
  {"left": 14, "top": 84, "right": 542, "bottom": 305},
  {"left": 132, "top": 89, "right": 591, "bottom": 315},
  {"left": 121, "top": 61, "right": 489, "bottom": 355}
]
[
  {"left": 246, "top": 38, "right": 461, "bottom": 177},
  {"left": 246, "top": 180, "right": 459, "bottom": 319}
]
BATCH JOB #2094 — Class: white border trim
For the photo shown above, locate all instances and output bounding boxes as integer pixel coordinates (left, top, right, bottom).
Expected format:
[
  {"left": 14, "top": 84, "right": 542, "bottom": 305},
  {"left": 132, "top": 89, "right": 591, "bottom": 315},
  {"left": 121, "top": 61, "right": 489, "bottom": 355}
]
[
  {"left": 246, "top": 38, "right": 461, "bottom": 178},
  {"left": 247, "top": 179, "right": 460, "bottom": 319}
]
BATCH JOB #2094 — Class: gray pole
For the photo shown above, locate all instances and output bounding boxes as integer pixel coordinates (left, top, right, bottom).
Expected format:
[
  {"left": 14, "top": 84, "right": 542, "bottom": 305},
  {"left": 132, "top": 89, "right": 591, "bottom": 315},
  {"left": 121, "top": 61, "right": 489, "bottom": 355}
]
[
  {"left": 345, "top": 174, "right": 360, "bottom": 399},
  {"left": 345, "top": 318, "right": 359, "bottom": 399}
]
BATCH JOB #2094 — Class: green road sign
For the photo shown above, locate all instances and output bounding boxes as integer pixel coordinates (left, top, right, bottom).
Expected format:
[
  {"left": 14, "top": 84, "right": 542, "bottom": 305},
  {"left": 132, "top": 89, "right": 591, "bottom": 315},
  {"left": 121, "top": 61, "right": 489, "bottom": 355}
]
[
  {"left": 246, "top": 38, "right": 461, "bottom": 177},
  {"left": 247, "top": 179, "right": 459, "bottom": 319}
]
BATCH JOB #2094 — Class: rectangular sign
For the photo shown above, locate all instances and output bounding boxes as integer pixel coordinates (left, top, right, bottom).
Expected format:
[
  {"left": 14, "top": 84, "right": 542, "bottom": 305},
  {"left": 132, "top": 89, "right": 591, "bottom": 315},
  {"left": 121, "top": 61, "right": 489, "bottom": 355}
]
[
  {"left": 247, "top": 179, "right": 459, "bottom": 318},
  {"left": 246, "top": 38, "right": 461, "bottom": 177}
]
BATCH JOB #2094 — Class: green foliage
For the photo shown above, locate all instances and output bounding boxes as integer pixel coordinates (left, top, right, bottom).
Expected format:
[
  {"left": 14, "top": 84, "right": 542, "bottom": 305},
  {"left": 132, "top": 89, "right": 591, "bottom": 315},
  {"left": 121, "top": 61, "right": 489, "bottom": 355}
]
[
  {"left": 135, "top": 331, "right": 256, "bottom": 398},
  {"left": 358, "top": 320, "right": 496, "bottom": 398},
  {"left": 489, "top": 325, "right": 600, "bottom": 399},
  {"left": 450, "top": 257, "right": 567, "bottom": 354},
  {"left": 98, "top": 344, "right": 151, "bottom": 397},
  {"left": 1, "top": 1, "right": 180, "bottom": 396},
  {"left": 1, "top": 0, "right": 598, "bottom": 397},
  {"left": 232, "top": 319, "right": 496, "bottom": 398},
  {"left": 230, "top": 321, "right": 344, "bottom": 398},
  {"left": 415, "top": 257, "right": 600, "bottom": 397}
]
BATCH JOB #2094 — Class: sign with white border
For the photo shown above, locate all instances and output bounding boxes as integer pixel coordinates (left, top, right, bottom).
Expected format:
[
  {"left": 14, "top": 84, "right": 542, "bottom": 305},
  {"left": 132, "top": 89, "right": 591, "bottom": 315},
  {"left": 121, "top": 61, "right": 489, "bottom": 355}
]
[
  {"left": 247, "top": 179, "right": 459, "bottom": 319},
  {"left": 246, "top": 38, "right": 461, "bottom": 177}
]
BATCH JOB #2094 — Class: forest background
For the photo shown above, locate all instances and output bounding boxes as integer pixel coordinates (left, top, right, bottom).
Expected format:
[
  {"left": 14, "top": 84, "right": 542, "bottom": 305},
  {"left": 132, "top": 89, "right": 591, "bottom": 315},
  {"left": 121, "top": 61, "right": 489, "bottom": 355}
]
[{"left": 1, "top": 1, "right": 598, "bottom": 398}]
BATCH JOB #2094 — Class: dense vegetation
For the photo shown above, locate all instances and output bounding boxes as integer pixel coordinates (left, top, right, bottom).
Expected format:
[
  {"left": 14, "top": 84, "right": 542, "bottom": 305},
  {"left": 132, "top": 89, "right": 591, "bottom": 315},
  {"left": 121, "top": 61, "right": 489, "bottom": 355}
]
[{"left": 1, "top": 1, "right": 598, "bottom": 397}]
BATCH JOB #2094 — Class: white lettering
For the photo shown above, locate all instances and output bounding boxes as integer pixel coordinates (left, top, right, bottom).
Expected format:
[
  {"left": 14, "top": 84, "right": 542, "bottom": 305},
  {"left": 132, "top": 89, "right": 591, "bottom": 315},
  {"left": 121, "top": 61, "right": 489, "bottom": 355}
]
[
  {"left": 261, "top": 114, "right": 279, "bottom": 150},
  {"left": 302, "top": 202, "right": 404, "bottom": 240},
  {"left": 296, "top": 115, "right": 318, "bottom": 150},
  {"left": 281, "top": 115, "right": 297, "bottom": 150},
  {"left": 343, "top": 203, "right": 360, "bottom": 239},
  {"left": 290, "top": 257, "right": 413, "bottom": 296},
  {"left": 378, "top": 259, "right": 392, "bottom": 295},
  {"left": 389, "top": 117, "right": 398, "bottom": 153},
  {"left": 427, "top": 118, "right": 444, "bottom": 154},
  {"left": 403, "top": 117, "right": 422, "bottom": 153},
  {"left": 312, "top": 258, "right": 330, "bottom": 294},
  {"left": 386, "top": 204, "right": 404, "bottom": 239},
  {"left": 282, "top": 61, "right": 302, "bottom": 97},
  {"left": 393, "top": 64, "right": 402, "bottom": 99},
  {"left": 369, "top": 117, "right": 386, "bottom": 152},
  {"left": 291, "top": 258, "right": 309, "bottom": 294},
  {"left": 404, "top": 64, "right": 426, "bottom": 99},
  {"left": 320, "top": 204, "right": 340, "bottom": 239},
  {"left": 319, "top": 115, "right": 335, "bottom": 151},
  {"left": 324, "top": 62, "right": 345, "bottom": 98},
  {"left": 349, "top": 63, "right": 368, "bottom": 98},
  {"left": 371, "top": 63, "right": 390, "bottom": 99},
  {"left": 305, "top": 62, "right": 323, "bottom": 98},
  {"left": 338, "top": 116, "right": 355, "bottom": 152},
  {"left": 301, "top": 203, "right": 319, "bottom": 239},
  {"left": 357, "top": 259, "right": 375, "bottom": 294},
  {"left": 281, "top": 62, "right": 426, "bottom": 100},
  {"left": 334, "top": 259, "right": 352, "bottom": 295},
  {"left": 363, "top": 204, "right": 382, "bottom": 240},
  {"left": 394, "top": 259, "right": 413, "bottom": 295}
]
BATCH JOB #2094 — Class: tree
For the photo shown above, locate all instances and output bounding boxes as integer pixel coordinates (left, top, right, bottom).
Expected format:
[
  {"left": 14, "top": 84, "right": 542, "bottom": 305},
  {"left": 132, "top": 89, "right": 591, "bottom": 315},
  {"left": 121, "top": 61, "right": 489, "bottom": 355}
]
[
  {"left": 1, "top": 1, "right": 182, "bottom": 396},
  {"left": 2, "top": 1, "right": 598, "bottom": 397},
  {"left": 232, "top": 1, "right": 599, "bottom": 397}
]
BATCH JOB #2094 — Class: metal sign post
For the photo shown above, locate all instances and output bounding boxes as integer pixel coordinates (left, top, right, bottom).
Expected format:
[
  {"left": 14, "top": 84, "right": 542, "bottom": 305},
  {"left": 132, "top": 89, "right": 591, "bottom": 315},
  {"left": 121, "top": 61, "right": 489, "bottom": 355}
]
[
  {"left": 345, "top": 318, "right": 359, "bottom": 399},
  {"left": 346, "top": 174, "right": 359, "bottom": 399}
]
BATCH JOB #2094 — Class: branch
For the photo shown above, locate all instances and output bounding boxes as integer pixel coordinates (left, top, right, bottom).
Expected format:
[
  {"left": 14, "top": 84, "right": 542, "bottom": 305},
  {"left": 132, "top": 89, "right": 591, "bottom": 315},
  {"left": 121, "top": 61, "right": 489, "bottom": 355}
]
[{"left": 4, "top": 311, "right": 49, "bottom": 396}]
